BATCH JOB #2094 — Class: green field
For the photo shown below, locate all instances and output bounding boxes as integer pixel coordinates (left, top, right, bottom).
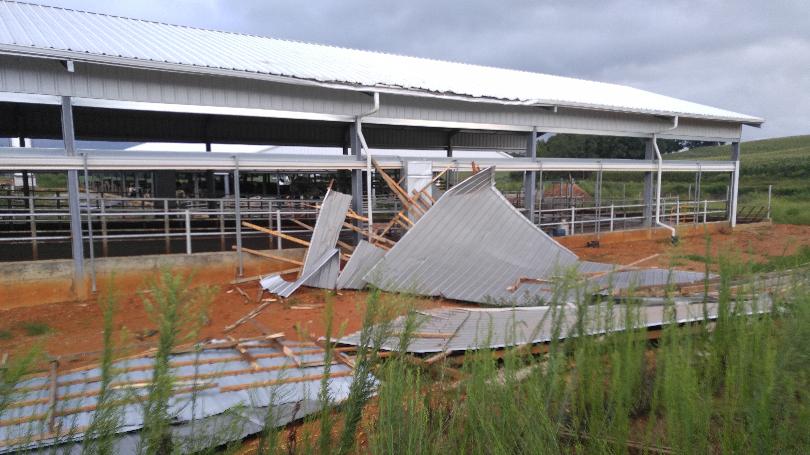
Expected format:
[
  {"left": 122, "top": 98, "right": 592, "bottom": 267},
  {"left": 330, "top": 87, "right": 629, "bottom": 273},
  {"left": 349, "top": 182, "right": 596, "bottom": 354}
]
[
  {"left": 494, "top": 135, "right": 810, "bottom": 225},
  {"left": 667, "top": 135, "right": 810, "bottom": 224}
]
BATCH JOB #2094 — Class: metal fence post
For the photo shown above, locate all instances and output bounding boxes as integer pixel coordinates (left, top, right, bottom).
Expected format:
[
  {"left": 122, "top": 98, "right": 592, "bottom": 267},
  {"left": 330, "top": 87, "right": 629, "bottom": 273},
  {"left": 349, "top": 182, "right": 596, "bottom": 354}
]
[
  {"left": 703, "top": 199, "right": 709, "bottom": 224},
  {"left": 675, "top": 197, "right": 680, "bottom": 226},
  {"left": 219, "top": 200, "right": 225, "bottom": 251},
  {"left": 100, "top": 200, "right": 108, "bottom": 257},
  {"left": 609, "top": 204, "right": 614, "bottom": 232},
  {"left": 163, "top": 199, "right": 170, "bottom": 253},
  {"left": 570, "top": 206, "right": 575, "bottom": 235},
  {"left": 767, "top": 185, "right": 772, "bottom": 220},
  {"left": 28, "top": 194, "right": 38, "bottom": 260},
  {"left": 276, "top": 209, "right": 282, "bottom": 250},
  {"left": 184, "top": 209, "right": 192, "bottom": 255},
  {"left": 233, "top": 157, "right": 243, "bottom": 277}
]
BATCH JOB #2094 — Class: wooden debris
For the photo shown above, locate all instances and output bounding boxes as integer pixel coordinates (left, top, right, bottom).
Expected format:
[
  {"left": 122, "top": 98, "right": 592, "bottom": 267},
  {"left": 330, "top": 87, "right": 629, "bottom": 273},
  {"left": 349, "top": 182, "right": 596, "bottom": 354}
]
[
  {"left": 229, "top": 267, "right": 302, "bottom": 285},
  {"left": 223, "top": 300, "right": 276, "bottom": 333},
  {"left": 234, "top": 245, "right": 304, "bottom": 266}
]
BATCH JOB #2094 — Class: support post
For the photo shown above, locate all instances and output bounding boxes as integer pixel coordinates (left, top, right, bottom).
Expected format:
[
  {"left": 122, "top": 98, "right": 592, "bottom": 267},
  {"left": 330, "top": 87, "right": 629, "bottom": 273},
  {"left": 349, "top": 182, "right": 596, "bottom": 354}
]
[
  {"left": 276, "top": 209, "right": 282, "bottom": 250},
  {"left": 522, "top": 128, "right": 538, "bottom": 222},
  {"left": 767, "top": 185, "right": 772, "bottom": 220},
  {"left": 83, "top": 154, "right": 97, "bottom": 293},
  {"left": 349, "top": 123, "right": 363, "bottom": 242},
  {"left": 61, "top": 96, "right": 85, "bottom": 295},
  {"left": 642, "top": 139, "right": 654, "bottom": 227},
  {"left": 219, "top": 200, "right": 225, "bottom": 251},
  {"left": 184, "top": 209, "right": 192, "bottom": 255},
  {"left": 28, "top": 194, "right": 37, "bottom": 259},
  {"left": 609, "top": 204, "right": 614, "bottom": 232},
  {"left": 100, "top": 201, "right": 108, "bottom": 257},
  {"left": 729, "top": 142, "right": 740, "bottom": 227},
  {"left": 233, "top": 157, "right": 243, "bottom": 277},
  {"left": 163, "top": 199, "right": 170, "bottom": 253}
]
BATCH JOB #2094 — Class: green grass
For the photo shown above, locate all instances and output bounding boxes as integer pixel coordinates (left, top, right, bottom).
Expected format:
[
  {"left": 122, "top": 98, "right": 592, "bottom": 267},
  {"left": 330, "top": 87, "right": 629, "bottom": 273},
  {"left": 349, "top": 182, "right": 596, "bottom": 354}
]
[
  {"left": 20, "top": 321, "right": 52, "bottom": 337},
  {"left": 0, "top": 329, "right": 12, "bottom": 340}
]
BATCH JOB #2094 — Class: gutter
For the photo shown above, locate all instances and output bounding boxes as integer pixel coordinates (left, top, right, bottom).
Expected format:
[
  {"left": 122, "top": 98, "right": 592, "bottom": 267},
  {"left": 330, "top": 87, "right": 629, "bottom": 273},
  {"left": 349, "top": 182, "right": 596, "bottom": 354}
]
[
  {"left": 354, "top": 92, "right": 380, "bottom": 239},
  {"left": 653, "top": 116, "right": 679, "bottom": 241}
]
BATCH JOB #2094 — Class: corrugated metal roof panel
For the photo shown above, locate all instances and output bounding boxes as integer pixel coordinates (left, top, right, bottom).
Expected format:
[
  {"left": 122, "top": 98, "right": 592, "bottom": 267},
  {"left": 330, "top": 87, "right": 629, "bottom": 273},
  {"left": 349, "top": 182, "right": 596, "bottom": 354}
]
[
  {"left": 301, "top": 189, "right": 351, "bottom": 289},
  {"left": 0, "top": 339, "right": 358, "bottom": 453},
  {"left": 0, "top": 1, "right": 761, "bottom": 124},
  {"left": 336, "top": 240, "right": 387, "bottom": 290},
  {"left": 366, "top": 167, "right": 580, "bottom": 305},
  {"left": 261, "top": 248, "right": 339, "bottom": 297},
  {"left": 337, "top": 298, "right": 769, "bottom": 353}
]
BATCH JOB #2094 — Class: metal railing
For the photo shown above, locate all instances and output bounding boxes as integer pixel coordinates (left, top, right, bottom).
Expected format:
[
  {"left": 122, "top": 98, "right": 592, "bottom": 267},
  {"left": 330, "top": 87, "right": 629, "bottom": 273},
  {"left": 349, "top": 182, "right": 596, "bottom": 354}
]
[{"left": 534, "top": 198, "right": 730, "bottom": 235}]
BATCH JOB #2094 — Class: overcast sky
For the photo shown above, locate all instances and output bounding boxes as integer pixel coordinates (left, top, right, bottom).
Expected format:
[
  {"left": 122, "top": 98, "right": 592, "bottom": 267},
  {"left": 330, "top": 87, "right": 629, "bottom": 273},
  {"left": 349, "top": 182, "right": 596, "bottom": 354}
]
[{"left": 39, "top": 0, "right": 810, "bottom": 141}]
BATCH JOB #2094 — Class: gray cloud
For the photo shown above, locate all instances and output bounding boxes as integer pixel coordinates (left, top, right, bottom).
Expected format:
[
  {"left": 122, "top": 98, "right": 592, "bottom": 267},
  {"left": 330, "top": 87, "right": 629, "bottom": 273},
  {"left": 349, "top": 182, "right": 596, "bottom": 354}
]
[{"left": 41, "top": 0, "right": 810, "bottom": 140}]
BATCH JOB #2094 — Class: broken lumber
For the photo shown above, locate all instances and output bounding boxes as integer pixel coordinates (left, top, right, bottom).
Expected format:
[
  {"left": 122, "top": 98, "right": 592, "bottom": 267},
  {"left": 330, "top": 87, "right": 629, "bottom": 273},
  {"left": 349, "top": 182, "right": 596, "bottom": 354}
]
[{"left": 233, "top": 245, "right": 304, "bottom": 266}]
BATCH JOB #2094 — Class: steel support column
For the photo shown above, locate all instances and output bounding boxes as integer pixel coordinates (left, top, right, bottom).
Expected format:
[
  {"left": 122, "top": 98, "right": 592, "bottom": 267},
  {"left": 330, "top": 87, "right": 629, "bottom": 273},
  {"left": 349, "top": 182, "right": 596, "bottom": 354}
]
[
  {"left": 729, "top": 142, "right": 740, "bottom": 227},
  {"left": 642, "top": 139, "right": 654, "bottom": 227},
  {"left": 61, "top": 96, "right": 85, "bottom": 293},
  {"left": 233, "top": 157, "right": 243, "bottom": 277},
  {"left": 349, "top": 124, "right": 363, "bottom": 242},
  {"left": 522, "top": 127, "right": 538, "bottom": 222}
]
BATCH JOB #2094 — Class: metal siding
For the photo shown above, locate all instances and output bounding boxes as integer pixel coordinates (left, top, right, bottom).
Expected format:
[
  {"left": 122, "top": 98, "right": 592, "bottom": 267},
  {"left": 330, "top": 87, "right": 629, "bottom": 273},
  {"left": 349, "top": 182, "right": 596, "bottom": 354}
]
[
  {"left": 0, "top": 55, "right": 742, "bottom": 141},
  {"left": 300, "top": 189, "right": 352, "bottom": 289}
]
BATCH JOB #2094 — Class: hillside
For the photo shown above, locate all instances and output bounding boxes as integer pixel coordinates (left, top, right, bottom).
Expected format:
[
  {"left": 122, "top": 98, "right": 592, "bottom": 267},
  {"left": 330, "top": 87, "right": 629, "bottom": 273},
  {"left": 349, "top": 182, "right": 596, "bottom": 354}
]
[{"left": 669, "top": 135, "right": 810, "bottom": 224}]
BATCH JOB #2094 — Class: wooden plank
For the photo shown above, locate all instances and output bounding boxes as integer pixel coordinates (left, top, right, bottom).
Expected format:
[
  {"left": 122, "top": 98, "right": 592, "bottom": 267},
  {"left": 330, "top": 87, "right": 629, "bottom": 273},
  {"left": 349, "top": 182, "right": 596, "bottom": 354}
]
[
  {"left": 219, "top": 370, "right": 353, "bottom": 393},
  {"left": 242, "top": 221, "right": 310, "bottom": 247},
  {"left": 342, "top": 222, "right": 394, "bottom": 248},
  {"left": 233, "top": 245, "right": 304, "bottom": 266},
  {"left": 290, "top": 218, "right": 355, "bottom": 252},
  {"left": 223, "top": 301, "right": 276, "bottom": 333}
]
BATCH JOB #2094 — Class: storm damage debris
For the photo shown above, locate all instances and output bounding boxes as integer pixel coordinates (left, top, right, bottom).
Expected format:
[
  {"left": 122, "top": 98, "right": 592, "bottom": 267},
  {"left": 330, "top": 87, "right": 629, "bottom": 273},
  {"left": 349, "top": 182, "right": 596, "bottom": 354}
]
[
  {"left": 260, "top": 249, "right": 340, "bottom": 298},
  {"left": 299, "top": 189, "right": 352, "bottom": 289},
  {"left": 365, "top": 167, "right": 580, "bottom": 304},
  {"left": 336, "top": 240, "right": 387, "bottom": 290},
  {"left": 254, "top": 165, "right": 709, "bottom": 304},
  {"left": 336, "top": 297, "right": 771, "bottom": 354},
  {"left": 0, "top": 337, "right": 360, "bottom": 454}
]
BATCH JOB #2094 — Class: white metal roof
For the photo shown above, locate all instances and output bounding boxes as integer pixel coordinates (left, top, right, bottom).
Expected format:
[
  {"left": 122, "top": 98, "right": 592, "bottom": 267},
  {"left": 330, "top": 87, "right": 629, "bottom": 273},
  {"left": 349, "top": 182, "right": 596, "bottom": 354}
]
[{"left": 0, "top": 1, "right": 762, "bottom": 124}]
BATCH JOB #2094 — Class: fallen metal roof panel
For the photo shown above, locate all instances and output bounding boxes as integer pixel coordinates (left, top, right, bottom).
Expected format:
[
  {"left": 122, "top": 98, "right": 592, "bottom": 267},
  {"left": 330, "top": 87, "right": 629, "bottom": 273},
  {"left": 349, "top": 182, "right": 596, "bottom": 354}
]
[
  {"left": 365, "top": 167, "right": 580, "bottom": 305},
  {"left": 336, "top": 240, "right": 387, "bottom": 290},
  {"left": 0, "top": 339, "right": 357, "bottom": 453},
  {"left": 336, "top": 298, "right": 769, "bottom": 354},
  {"left": 301, "top": 189, "right": 351, "bottom": 290},
  {"left": 0, "top": 1, "right": 761, "bottom": 123},
  {"left": 261, "top": 248, "right": 339, "bottom": 297}
]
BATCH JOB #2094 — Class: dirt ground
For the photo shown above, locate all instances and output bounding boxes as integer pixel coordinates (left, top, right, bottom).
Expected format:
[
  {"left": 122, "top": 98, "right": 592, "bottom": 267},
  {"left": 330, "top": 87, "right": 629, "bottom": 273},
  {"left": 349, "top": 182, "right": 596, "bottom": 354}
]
[{"left": 2, "top": 223, "right": 809, "bottom": 370}]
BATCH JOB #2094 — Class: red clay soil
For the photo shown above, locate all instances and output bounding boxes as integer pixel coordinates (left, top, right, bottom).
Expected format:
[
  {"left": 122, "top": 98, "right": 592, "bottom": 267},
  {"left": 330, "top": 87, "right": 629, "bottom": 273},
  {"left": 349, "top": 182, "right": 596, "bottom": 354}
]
[
  {"left": 1, "top": 223, "right": 808, "bottom": 369},
  {"left": 0, "top": 271, "right": 455, "bottom": 371},
  {"left": 572, "top": 223, "right": 810, "bottom": 272}
]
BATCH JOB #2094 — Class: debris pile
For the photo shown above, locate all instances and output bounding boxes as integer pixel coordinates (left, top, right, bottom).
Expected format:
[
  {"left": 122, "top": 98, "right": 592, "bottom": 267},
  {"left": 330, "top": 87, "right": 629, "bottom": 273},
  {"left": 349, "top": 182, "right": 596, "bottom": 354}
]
[
  {"left": 251, "top": 166, "right": 710, "bottom": 306},
  {"left": 0, "top": 336, "right": 356, "bottom": 453}
]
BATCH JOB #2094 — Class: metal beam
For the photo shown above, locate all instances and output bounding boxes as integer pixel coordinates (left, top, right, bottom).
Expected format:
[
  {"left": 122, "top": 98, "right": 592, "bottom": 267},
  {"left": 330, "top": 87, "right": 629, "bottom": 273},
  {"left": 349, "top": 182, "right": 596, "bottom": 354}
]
[
  {"left": 729, "top": 142, "right": 740, "bottom": 227},
  {"left": 642, "top": 140, "right": 654, "bottom": 227},
  {"left": 0, "top": 147, "right": 738, "bottom": 173},
  {"left": 234, "top": 156, "right": 243, "bottom": 277},
  {"left": 522, "top": 127, "right": 538, "bottom": 222},
  {"left": 61, "top": 96, "right": 85, "bottom": 293},
  {"left": 349, "top": 124, "right": 363, "bottom": 242}
]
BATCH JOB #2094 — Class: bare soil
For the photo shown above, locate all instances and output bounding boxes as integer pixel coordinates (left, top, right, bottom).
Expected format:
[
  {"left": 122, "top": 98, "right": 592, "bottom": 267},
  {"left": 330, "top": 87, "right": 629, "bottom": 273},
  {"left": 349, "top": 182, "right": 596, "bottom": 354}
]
[{"left": 1, "top": 223, "right": 808, "bottom": 368}]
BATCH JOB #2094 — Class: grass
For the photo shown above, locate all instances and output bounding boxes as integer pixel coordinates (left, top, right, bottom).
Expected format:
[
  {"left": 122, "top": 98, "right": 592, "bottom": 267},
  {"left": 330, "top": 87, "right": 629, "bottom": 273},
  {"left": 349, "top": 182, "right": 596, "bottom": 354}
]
[
  {"left": 0, "top": 329, "right": 12, "bottom": 340},
  {"left": 2, "top": 262, "right": 810, "bottom": 453},
  {"left": 19, "top": 321, "right": 52, "bottom": 336}
]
